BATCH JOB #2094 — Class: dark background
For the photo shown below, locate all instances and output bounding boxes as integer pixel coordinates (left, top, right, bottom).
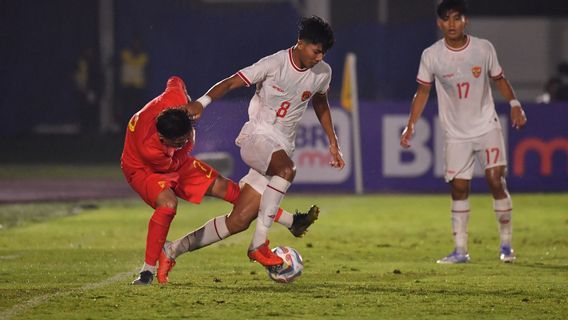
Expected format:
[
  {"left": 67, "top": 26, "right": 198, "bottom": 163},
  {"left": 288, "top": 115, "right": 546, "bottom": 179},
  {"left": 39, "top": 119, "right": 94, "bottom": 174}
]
[{"left": 1, "top": 0, "right": 567, "bottom": 163}]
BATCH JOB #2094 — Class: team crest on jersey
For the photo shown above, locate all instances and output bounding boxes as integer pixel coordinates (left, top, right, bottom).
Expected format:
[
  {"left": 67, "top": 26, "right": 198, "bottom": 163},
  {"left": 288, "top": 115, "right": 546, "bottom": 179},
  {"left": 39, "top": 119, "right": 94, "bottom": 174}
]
[
  {"left": 472, "top": 66, "right": 482, "bottom": 78},
  {"left": 158, "top": 181, "right": 167, "bottom": 189},
  {"left": 301, "top": 91, "right": 312, "bottom": 101}
]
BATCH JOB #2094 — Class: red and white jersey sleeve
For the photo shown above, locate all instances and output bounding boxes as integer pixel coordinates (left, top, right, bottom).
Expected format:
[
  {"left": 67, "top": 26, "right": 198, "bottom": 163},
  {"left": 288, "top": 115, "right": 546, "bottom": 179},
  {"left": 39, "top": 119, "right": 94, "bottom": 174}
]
[
  {"left": 235, "top": 48, "right": 332, "bottom": 150},
  {"left": 417, "top": 36, "right": 503, "bottom": 140}
]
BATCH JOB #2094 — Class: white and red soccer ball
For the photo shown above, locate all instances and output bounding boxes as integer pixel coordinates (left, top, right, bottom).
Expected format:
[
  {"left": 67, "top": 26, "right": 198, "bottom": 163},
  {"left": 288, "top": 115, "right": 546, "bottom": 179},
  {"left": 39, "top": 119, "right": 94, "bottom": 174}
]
[{"left": 266, "top": 246, "right": 304, "bottom": 283}]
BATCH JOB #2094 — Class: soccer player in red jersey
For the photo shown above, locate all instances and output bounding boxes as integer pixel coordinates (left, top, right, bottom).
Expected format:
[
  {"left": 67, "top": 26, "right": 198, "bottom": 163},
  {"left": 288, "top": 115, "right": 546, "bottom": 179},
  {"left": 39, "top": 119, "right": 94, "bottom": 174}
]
[
  {"left": 122, "top": 76, "right": 318, "bottom": 285},
  {"left": 121, "top": 76, "right": 242, "bottom": 285}
]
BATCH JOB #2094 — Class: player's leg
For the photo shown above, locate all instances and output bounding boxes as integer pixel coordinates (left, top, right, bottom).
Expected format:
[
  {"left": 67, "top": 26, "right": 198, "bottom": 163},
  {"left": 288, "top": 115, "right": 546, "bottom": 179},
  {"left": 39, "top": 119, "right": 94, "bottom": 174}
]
[
  {"left": 155, "top": 159, "right": 220, "bottom": 284},
  {"left": 133, "top": 188, "right": 178, "bottom": 285},
  {"left": 164, "top": 183, "right": 257, "bottom": 262},
  {"left": 480, "top": 129, "right": 515, "bottom": 262},
  {"left": 206, "top": 174, "right": 241, "bottom": 205},
  {"left": 159, "top": 184, "right": 260, "bottom": 284},
  {"left": 247, "top": 150, "right": 295, "bottom": 266},
  {"left": 159, "top": 170, "right": 319, "bottom": 283},
  {"left": 156, "top": 159, "right": 286, "bottom": 282},
  {"left": 221, "top": 175, "right": 319, "bottom": 237},
  {"left": 485, "top": 165, "right": 515, "bottom": 262},
  {"left": 437, "top": 141, "right": 474, "bottom": 264},
  {"left": 206, "top": 170, "right": 298, "bottom": 229},
  {"left": 174, "top": 171, "right": 309, "bottom": 254},
  {"left": 233, "top": 167, "right": 318, "bottom": 234},
  {"left": 237, "top": 134, "right": 294, "bottom": 266},
  {"left": 126, "top": 170, "right": 179, "bottom": 285},
  {"left": 446, "top": 178, "right": 471, "bottom": 258}
]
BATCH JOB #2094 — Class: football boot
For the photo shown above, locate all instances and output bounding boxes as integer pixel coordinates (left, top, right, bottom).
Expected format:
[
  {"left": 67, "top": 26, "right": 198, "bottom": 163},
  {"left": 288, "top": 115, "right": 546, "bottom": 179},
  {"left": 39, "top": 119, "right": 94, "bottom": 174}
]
[
  {"left": 131, "top": 270, "right": 154, "bottom": 285},
  {"left": 157, "top": 241, "right": 176, "bottom": 284},
  {"left": 289, "top": 205, "right": 320, "bottom": 237},
  {"left": 247, "top": 240, "right": 284, "bottom": 267},
  {"left": 436, "top": 249, "right": 470, "bottom": 264}
]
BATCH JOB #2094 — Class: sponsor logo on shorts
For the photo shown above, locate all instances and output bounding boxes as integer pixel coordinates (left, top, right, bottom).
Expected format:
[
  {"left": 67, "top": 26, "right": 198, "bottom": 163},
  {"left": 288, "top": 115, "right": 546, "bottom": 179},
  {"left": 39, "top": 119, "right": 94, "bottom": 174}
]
[
  {"left": 158, "top": 181, "right": 167, "bottom": 189},
  {"left": 472, "top": 66, "right": 482, "bottom": 78},
  {"left": 272, "top": 85, "right": 285, "bottom": 93}
]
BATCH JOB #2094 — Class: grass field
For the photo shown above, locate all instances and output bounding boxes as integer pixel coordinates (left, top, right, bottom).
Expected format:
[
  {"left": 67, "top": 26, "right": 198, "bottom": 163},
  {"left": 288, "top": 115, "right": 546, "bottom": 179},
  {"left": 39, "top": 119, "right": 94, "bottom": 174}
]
[{"left": 1, "top": 194, "right": 567, "bottom": 319}]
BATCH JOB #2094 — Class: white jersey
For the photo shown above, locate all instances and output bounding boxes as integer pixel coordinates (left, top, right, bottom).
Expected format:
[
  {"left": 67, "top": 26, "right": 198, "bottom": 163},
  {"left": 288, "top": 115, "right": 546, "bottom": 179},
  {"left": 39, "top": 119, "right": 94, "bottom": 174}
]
[
  {"left": 235, "top": 48, "right": 332, "bottom": 151},
  {"left": 417, "top": 35, "right": 503, "bottom": 140}
]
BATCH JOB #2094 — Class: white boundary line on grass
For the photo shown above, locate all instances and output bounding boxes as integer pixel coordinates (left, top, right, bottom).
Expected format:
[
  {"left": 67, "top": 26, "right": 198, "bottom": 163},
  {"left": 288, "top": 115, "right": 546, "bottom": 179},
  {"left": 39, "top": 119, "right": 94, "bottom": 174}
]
[{"left": 0, "top": 270, "right": 134, "bottom": 320}]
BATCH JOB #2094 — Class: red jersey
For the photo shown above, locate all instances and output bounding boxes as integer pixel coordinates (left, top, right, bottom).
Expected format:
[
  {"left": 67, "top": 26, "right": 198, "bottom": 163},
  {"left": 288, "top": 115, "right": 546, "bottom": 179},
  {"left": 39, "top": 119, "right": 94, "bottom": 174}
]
[{"left": 121, "top": 76, "right": 193, "bottom": 173}]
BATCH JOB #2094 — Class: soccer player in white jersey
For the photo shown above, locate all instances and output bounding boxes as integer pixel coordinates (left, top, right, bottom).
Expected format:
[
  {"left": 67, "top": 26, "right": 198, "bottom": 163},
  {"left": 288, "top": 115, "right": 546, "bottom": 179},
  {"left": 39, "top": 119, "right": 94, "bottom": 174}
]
[
  {"left": 400, "top": 0, "right": 527, "bottom": 264},
  {"left": 159, "top": 16, "right": 344, "bottom": 277}
]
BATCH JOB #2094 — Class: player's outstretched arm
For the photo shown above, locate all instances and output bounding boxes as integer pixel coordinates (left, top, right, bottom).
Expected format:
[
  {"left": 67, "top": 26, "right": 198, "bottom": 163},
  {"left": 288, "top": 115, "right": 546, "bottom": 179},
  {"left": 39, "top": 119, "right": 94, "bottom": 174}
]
[
  {"left": 312, "top": 92, "right": 345, "bottom": 169},
  {"left": 493, "top": 77, "right": 527, "bottom": 130},
  {"left": 401, "top": 83, "right": 431, "bottom": 148},
  {"left": 183, "top": 74, "right": 247, "bottom": 120}
]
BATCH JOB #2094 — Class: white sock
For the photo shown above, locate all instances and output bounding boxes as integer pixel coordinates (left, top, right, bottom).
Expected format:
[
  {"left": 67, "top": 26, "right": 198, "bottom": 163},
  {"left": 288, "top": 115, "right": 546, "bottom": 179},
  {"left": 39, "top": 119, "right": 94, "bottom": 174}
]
[
  {"left": 169, "top": 215, "right": 230, "bottom": 259},
  {"left": 250, "top": 176, "right": 291, "bottom": 249},
  {"left": 141, "top": 263, "right": 156, "bottom": 274},
  {"left": 274, "top": 208, "right": 294, "bottom": 228},
  {"left": 451, "top": 199, "right": 470, "bottom": 255},
  {"left": 494, "top": 196, "right": 513, "bottom": 248}
]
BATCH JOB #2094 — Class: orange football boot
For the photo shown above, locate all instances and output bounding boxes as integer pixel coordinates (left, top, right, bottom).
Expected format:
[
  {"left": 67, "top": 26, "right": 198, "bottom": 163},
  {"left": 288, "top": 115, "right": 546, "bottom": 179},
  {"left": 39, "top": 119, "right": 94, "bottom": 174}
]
[
  {"left": 157, "top": 247, "right": 176, "bottom": 284},
  {"left": 247, "top": 240, "right": 284, "bottom": 267}
]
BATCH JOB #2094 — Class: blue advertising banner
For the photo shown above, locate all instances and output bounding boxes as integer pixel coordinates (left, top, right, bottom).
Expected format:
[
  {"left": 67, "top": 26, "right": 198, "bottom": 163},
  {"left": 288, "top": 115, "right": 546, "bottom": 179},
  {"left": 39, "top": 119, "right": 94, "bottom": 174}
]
[{"left": 192, "top": 101, "right": 568, "bottom": 193}]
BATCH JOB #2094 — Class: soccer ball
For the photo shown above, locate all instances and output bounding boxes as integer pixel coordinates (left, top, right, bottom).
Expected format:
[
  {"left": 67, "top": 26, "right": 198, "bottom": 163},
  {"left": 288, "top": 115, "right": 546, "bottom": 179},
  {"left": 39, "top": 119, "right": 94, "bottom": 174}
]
[{"left": 266, "top": 246, "right": 304, "bottom": 283}]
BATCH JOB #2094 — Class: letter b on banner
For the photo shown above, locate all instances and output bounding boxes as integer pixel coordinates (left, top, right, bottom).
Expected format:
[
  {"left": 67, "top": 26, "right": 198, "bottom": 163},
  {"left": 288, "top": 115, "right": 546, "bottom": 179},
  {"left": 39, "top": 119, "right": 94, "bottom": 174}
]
[{"left": 383, "top": 115, "right": 432, "bottom": 177}]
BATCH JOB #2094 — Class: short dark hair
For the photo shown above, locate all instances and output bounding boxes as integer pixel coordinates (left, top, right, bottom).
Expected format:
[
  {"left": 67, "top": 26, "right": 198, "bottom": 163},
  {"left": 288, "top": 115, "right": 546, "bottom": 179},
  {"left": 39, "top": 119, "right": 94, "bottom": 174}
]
[
  {"left": 298, "top": 15, "right": 334, "bottom": 53},
  {"left": 436, "top": 0, "right": 468, "bottom": 18},
  {"left": 156, "top": 108, "right": 193, "bottom": 140}
]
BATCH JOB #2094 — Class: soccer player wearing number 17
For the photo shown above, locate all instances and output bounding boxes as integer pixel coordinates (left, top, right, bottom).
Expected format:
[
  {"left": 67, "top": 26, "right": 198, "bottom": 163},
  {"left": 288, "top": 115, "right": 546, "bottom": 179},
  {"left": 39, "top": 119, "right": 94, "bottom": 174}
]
[
  {"left": 184, "top": 16, "right": 345, "bottom": 267},
  {"left": 400, "top": 0, "right": 527, "bottom": 264}
]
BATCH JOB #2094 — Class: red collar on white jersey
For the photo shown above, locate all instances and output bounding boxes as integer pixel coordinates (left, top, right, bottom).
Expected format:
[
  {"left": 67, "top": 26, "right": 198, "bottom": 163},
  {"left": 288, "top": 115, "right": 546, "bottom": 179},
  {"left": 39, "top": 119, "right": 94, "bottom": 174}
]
[
  {"left": 444, "top": 35, "right": 470, "bottom": 52},
  {"left": 288, "top": 48, "right": 308, "bottom": 72}
]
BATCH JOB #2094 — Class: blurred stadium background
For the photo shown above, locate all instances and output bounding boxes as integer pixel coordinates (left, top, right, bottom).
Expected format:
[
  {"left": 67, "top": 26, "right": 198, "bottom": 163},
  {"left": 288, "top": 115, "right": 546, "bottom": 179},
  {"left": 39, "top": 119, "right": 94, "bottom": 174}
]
[{"left": 1, "top": 0, "right": 567, "bottom": 197}]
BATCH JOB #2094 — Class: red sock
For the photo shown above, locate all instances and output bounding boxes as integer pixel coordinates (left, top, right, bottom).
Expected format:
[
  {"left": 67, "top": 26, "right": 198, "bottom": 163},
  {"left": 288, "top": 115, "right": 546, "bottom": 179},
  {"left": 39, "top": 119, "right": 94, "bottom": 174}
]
[
  {"left": 273, "top": 208, "right": 284, "bottom": 223},
  {"left": 223, "top": 180, "right": 240, "bottom": 204},
  {"left": 145, "top": 207, "right": 176, "bottom": 266}
]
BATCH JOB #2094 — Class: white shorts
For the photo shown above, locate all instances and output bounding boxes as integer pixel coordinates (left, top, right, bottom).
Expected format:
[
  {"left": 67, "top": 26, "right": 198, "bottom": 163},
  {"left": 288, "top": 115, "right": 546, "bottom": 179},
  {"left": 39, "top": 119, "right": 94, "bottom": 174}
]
[
  {"left": 445, "top": 128, "right": 507, "bottom": 182},
  {"left": 239, "top": 168, "right": 270, "bottom": 194},
  {"left": 237, "top": 133, "right": 292, "bottom": 175}
]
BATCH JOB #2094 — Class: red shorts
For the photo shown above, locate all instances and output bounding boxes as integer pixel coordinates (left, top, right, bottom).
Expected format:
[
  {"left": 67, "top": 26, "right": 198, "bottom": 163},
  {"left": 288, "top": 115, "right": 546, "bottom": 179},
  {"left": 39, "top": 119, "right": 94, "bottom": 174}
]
[{"left": 123, "top": 157, "right": 219, "bottom": 208}]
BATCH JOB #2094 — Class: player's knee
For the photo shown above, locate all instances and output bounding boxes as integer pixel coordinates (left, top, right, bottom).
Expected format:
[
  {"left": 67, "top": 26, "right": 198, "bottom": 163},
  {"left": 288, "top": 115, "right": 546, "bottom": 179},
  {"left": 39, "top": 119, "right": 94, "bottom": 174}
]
[
  {"left": 156, "top": 189, "right": 177, "bottom": 210},
  {"left": 275, "top": 165, "right": 296, "bottom": 181},
  {"left": 155, "top": 193, "right": 178, "bottom": 210},
  {"left": 450, "top": 181, "right": 469, "bottom": 199},
  {"left": 487, "top": 176, "right": 508, "bottom": 196},
  {"left": 487, "top": 177, "right": 502, "bottom": 189},
  {"left": 226, "top": 211, "right": 253, "bottom": 234}
]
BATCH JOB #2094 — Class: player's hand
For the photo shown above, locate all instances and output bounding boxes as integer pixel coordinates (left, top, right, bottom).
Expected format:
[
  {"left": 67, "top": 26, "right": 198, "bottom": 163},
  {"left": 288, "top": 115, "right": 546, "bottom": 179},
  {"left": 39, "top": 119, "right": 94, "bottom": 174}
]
[
  {"left": 183, "top": 101, "right": 204, "bottom": 120},
  {"left": 329, "top": 144, "right": 345, "bottom": 170},
  {"left": 400, "top": 125, "right": 414, "bottom": 148},
  {"left": 511, "top": 106, "right": 527, "bottom": 130}
]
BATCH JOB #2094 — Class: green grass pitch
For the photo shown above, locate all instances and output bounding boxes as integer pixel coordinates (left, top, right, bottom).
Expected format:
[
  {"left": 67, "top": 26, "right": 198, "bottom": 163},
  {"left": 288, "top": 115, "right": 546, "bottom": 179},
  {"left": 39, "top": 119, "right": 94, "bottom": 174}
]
[{"left": 1, "top": 194, "right": 567, "bottom": 319}]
